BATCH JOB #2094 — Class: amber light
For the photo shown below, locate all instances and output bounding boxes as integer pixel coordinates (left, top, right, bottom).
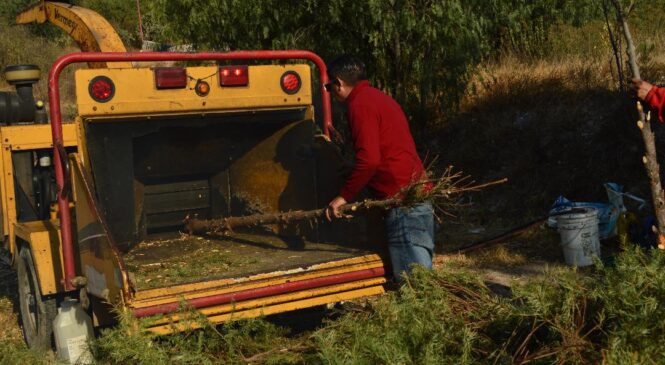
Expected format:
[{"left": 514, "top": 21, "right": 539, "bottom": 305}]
[
  {"left": 88, "top": 76, "right": 115, "bottom": 102},
  {"left": 219, "top": 65, "right": 248, "bottom": 86},
  {"left": 195, "top": 80, "right": 210, "bottom": 96}
]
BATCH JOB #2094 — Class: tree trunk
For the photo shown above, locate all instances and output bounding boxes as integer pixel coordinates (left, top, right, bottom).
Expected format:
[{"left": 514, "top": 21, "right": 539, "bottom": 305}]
[{"left": 612, "top": 0, "right": 665, "bottom": 249}]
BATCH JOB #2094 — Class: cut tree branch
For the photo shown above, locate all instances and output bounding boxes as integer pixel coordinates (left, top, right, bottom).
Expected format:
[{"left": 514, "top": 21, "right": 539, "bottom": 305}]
[
  {"left": 184, "top": 171, "right": 507, "bottom": 236},
  {"left": 610, "top": 0, "right": 665, "bottom": 249}
]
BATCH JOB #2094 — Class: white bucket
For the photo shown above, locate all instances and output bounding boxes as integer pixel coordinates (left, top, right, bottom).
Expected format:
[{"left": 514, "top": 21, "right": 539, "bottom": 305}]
[{"left": 556, "top": 207, "right": 600, "bottom": 267}]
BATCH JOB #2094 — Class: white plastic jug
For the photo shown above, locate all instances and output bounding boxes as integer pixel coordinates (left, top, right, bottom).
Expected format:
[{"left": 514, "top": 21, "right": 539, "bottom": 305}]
[{"left": 53, "top": 298, "right": 94, "bottom": 364}]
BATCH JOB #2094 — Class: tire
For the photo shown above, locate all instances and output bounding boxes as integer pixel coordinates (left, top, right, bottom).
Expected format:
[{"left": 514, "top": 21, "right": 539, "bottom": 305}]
[{"left": 16, "top": 246, "right": 57, "bottom": 350}]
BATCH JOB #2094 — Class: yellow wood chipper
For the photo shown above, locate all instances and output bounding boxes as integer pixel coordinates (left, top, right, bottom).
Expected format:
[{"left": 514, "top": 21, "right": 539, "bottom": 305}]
[{"left": 1, "top": 0, "right": 387, "bottom": 352}]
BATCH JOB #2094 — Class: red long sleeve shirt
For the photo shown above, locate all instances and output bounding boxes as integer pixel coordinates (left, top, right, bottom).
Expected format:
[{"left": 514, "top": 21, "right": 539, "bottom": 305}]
[
  {"left": 646, "top": 86, "right": 665, "bottom": 123},
  {"left": 339, "top": 80, "right": 426, "bottom": 201}
]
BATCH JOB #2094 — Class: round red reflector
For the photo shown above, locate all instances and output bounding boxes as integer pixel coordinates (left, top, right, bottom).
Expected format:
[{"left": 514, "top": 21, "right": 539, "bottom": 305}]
[
  {"left": 88, "top": 76, "right": 115, "bottom": 103},
  {"left": 280, "top": 71, "right": 301, "bottom": 95}
]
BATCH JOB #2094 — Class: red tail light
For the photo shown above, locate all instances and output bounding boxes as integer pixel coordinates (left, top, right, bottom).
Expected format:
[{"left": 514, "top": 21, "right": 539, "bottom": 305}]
[
  {"left": 155, "top": 67, "right": 188, "bottom": 89},
  {"left": 88, "top": 76, "right": 115, "bottom": 103},
  {"left": 280, "top": 71, "right": 301, "bottom": 94},
  {"left": 219, "top": 66, "right": 248, "bottom": 86}
]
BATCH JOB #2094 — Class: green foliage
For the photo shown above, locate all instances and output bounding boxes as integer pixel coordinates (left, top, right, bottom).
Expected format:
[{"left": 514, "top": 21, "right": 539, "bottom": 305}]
[
  {"left": 310, "top": 248, "right": 665, "bottom": 364},
  {"left": 145, "top": 0, "right": 490, "bottom": 129},
  {"left": 0, "top": 0, "right": 31, "bottom": 19},
  {"left": 314, "top": 267, "right": 492, "bottom": 364},
  {"left": 74, "top": 0, "right": 140, "bottom": 47},
  {"left": 140, "top": 0, "right": 616, "bottom": 128},
  {"left": 600, "top": 247, "right": 665, "bottom": 363},
  {"left": 312, "top": 265, "right": 599, "bottom": 364},
  {"left": 0, "top": 19, "right": 73, "bottom": 98},
  {"left": 91, "top": 306, "right": 305, "bottom": 364},
  {"left": 0, "top": 340, "right": 56, "bottom": 364},
  {"left": 480, "top": 0, "right": 601, "bottom": 58}
]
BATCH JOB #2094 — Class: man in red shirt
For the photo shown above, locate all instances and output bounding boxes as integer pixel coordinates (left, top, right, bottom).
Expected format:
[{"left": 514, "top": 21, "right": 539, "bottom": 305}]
[
  {"left": 633, "top": 78, "right": 665, "bottom": 122},
  {"left": 323, "top": 55, "right": 434, "bottom": 281}
]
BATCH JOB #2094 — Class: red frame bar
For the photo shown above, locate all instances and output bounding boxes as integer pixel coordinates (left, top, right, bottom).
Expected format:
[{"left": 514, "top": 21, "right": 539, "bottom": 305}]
[
  {"left": 48, "top": 51, "right": 333, "bottom": 291},
  {"left": 133, "top": 267, "right": 384, "bottom": 318}
]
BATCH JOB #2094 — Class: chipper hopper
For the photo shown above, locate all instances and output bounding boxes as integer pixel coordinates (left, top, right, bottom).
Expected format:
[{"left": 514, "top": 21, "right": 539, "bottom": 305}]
[{"left": 1, "top": 51, "right": 387, "bottom": 353}]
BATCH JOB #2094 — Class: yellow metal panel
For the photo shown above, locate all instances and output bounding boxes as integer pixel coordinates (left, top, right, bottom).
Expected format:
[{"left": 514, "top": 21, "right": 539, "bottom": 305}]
[
  {"left": 131, "top": 255, "right": 384, "bottom": 305},
  {"left": 0, "top": 139, "right": 7, "bottom": 243},
  {"left": 1, "top": 124, "right": 77, "bottom": 150},
  {"left": 148, "top": 277, "right": 386, "bottom": 326},
  {"left": 75, "top": 65, "right": 312, "bottom": 117},
  {"left": 14, "top": 220, "right": 65, "bottom": 295},
  {"left": 2, "top": 144, "right": 16, "bottom": 252},
  {"left": 75, "top": 117, "right": 89, "bottom": 167},
  {"left": 16, "top": 1, "right": 130, "bottom": 68},
  {"left": 147, "top": 285, "right": 385, "bottom": 335},
  {"left": 72, "top": 156, "right": 129, "bottom": 306},
  {"left": 0, "top": 123, "right": 78, "bottom": 251}
]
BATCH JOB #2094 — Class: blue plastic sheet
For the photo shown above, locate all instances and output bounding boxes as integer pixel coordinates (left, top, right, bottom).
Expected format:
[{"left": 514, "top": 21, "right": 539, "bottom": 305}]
[{"left": 548, "top": 183, "right": 644, "bottom": 240}]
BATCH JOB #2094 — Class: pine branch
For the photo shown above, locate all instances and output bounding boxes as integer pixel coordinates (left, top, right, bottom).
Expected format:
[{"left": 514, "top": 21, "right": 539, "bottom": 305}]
[{"left": 184, "top": 168, "right": 507, "bottom": 236}]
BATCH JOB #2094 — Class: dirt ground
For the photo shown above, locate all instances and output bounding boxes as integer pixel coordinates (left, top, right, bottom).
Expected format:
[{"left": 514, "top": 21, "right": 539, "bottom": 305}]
[{"left": 0, "top": 255, "right": 23, "bottom": 344}]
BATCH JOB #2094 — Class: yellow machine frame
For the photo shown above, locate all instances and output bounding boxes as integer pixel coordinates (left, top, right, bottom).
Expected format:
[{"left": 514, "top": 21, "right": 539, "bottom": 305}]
[{"left": 6, "top": 1, "right": 386, "bottom": 338}]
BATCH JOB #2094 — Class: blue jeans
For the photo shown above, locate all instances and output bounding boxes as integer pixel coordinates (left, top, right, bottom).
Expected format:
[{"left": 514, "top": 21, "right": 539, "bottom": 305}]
[{"left": 385, "top": 202, "right": 435, "bottom": 281}]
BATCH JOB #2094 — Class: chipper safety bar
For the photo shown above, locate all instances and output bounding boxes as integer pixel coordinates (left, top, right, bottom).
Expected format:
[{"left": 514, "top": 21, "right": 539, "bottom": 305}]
[{"left": 48, "top": 51, "right": 335, "bottom": 293}]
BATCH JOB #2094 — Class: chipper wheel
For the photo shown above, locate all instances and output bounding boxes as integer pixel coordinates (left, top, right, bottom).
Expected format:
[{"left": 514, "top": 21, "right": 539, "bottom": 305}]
[{"left": 16, "top": 246, "right": 56, "bottom": 350}]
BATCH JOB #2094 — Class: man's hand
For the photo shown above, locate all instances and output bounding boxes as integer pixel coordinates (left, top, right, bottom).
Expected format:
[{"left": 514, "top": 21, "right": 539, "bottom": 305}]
[
  {"left": 632, "top": 78, "right": 654, "bottom": 101},
  {"left": 325, "top": 196, "right": 347, "bottom": 221}
]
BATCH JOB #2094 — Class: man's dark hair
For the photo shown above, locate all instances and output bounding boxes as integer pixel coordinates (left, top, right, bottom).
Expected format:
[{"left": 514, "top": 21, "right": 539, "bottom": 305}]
[{"left": 327, "top": 55, "right": 367, "bottom": 86}]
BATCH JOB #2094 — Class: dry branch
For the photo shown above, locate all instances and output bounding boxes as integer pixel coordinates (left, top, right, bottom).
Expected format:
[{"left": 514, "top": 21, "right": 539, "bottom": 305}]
[
  {"left": 184, "top": 168, "right": 507, "bottom": 236},
  {"left": 610, "top": 0, "right": 665, "bottom": 249},
  {"left": 601, "top": 0, "right": 625, "bottom": 90}
]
